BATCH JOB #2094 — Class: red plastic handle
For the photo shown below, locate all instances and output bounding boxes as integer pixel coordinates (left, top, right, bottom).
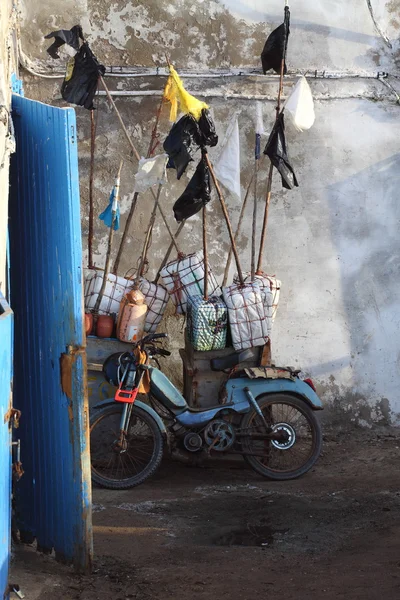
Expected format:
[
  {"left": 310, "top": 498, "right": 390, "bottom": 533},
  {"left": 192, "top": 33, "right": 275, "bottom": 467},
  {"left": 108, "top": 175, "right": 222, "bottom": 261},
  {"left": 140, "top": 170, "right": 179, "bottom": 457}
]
[{"left": 114, "top": 387, "right": 139, "bottom": 403}]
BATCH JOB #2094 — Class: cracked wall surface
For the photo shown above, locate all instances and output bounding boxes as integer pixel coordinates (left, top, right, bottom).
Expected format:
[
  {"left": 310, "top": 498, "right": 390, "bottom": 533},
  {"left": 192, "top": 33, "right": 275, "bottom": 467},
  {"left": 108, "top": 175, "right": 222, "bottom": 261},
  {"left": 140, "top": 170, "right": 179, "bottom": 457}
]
[
  {"left": 0, "top": 1, "right": 16, "bottom": 295},
  {"left": 18, "top": 0, "right": 400, "bottom": 425}
]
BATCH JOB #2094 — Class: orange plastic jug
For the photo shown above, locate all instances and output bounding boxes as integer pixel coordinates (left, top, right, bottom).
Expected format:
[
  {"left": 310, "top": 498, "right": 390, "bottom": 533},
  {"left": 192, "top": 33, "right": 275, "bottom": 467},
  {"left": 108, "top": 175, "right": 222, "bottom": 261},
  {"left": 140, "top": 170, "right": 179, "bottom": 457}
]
[{"left": 117, "top": 289, "right": 148, "bottom": 343}]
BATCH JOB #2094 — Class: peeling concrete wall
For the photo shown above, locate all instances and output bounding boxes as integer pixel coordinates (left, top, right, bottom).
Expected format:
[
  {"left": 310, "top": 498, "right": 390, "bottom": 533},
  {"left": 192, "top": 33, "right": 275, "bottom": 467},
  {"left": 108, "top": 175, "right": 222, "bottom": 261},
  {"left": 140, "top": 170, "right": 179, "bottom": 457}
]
[
  {"left": 0, "top": 1, "right": 16, "bottom": 295},
  {"left": 19, "top": 0, "right": 400, "bottom": 426}
]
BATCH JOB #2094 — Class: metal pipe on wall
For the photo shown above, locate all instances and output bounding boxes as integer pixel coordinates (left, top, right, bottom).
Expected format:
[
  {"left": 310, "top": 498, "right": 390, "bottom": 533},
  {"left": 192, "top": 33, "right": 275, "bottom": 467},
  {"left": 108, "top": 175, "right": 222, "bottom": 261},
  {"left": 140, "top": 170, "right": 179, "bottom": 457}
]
[
  {"left": 93, "top": 89, "right": 395, "bottom": 102},
  {"left": 17, "top": 45, "right": 395, "bottom": 82},
  {"left": 18, "top": 45, "right": 400, "bottom": 103}
]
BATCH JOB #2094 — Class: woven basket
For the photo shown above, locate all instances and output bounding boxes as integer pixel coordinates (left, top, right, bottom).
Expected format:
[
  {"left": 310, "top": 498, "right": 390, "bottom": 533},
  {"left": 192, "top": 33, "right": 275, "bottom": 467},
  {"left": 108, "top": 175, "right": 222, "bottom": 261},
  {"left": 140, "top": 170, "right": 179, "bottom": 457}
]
[
  {"left": 160, "top": 252, "right": 220, "bottom": 314},
  {"left": 187, "top": 295, "right": 228, "bottom": 351},
  {"left": 222, "top": 281, "right": 269, "bottom": 351}
]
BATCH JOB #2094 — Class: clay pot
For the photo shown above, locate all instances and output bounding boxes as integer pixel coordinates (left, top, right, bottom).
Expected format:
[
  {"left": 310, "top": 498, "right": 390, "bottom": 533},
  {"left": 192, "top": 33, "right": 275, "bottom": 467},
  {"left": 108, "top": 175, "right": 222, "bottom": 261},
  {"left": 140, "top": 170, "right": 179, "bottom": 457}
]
[
  {"left": 84, "top": 313, "right": 93, "bottom": 335},
  {"left": 96, "top": 315, "right": 114, "bottom": 338}
]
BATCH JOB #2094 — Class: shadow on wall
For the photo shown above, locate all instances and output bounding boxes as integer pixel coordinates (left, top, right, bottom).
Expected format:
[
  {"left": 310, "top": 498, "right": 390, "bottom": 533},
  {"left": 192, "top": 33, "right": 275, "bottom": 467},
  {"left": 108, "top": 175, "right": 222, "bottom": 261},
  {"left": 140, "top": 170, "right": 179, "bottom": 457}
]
[
  {"left": 222, "top": 0, "right": 378, "bottom": 44},
  {"left": 325, "top": 152, "right": 400, "bottom": 426}
]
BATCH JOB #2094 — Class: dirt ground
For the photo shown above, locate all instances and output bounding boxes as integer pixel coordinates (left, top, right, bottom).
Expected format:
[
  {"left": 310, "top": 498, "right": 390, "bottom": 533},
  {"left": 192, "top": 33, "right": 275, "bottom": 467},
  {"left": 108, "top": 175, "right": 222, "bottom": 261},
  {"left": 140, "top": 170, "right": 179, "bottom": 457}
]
[{"left": 10, "top": 428, "right": 400, "bottom": 600}]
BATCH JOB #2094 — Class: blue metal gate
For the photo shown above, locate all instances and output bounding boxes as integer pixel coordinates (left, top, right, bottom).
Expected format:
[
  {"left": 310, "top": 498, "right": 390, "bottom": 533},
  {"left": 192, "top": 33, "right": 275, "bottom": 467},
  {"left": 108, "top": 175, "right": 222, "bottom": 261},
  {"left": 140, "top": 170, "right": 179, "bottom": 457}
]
[
  {"left": 0, "top": 294, "right": 12, "bottom": 598},
  {"left": 9, "top": 95, "right": 92, "bottom": 571}
]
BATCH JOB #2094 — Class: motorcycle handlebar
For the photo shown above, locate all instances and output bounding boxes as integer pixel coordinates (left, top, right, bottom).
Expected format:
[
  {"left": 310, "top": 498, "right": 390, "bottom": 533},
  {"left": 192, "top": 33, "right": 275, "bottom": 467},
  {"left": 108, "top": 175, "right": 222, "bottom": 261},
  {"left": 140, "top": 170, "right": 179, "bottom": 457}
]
[
  {"left": 155, "top": 347, "right": 171, "bottom": 357},
  {"left": 138, "top": 332, "right": 168, "bottom": 347}
]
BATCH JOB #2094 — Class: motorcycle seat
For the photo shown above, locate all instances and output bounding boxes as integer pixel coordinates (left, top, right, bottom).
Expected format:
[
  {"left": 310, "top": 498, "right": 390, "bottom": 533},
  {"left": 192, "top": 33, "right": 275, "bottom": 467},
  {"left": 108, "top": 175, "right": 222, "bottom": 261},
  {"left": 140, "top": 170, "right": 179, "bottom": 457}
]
[{"left": 210, "top": 348, "right": 257, "bottom": 372}]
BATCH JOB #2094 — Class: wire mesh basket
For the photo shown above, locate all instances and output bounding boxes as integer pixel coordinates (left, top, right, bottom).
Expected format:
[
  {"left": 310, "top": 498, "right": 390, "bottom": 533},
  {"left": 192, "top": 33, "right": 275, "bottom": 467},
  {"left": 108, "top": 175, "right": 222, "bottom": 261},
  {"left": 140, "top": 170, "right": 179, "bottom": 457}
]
[
  {"left": 222, "top": 281, "right": 269, "bottom": 351},
  {"left": 84, "top": 268, "right": 134, "bottom": 316},
  {"left": 160, "top": 252, "right": 220, "bottom": 314}
]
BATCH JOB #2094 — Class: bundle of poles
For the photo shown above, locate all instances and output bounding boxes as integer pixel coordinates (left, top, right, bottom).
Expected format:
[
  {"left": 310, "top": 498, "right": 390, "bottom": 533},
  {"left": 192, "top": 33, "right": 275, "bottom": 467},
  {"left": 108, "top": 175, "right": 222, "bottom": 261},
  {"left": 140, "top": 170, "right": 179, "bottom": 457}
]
[
  {"left": 88, "top": 1, "right": 289, "bottom": 322},
  {"left": 88, "top": 63, "right": 246, "bottom": 299},
  {"left": 88, "top": 76, "right": 183, "bottom": 312},
  {"left": 224, "top": 3, "right": 290, "bottom": 285}
]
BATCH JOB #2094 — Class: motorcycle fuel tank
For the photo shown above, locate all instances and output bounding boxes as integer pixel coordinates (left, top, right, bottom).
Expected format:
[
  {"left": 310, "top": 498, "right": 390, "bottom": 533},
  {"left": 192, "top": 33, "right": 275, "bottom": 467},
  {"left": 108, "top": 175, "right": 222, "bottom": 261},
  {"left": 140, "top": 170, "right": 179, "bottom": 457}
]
[{"left": 148, "top": 366, "right": 188, "bottom": 413}]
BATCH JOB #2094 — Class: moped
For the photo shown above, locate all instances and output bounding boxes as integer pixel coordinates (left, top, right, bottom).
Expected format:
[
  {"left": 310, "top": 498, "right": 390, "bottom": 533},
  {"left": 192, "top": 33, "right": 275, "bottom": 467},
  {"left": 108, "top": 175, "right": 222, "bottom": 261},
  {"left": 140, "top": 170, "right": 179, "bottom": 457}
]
[{"left": 90, "top": 332, "right": 323, "bottom": 489}]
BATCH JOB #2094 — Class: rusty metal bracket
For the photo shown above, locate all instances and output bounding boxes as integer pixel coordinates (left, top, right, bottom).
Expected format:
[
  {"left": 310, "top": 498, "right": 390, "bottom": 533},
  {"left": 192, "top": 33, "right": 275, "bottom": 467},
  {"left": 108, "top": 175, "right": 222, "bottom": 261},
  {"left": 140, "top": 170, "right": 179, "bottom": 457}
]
[
  {"left": 4, "top": 407, "right": 21, "bottom": 429},
  {"left": 12, "top": 462, "right": 24, "bottom": 482},
  {"left": 12, "top": 440, "right": 24, "bottom": 481}
]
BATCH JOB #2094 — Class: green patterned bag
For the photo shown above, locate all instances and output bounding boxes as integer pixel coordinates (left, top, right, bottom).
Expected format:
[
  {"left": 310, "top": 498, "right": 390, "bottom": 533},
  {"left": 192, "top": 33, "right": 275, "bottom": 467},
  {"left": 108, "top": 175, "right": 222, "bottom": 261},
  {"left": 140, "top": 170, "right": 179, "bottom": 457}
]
[{"left": 187, "top": 295, "right": 228, "bottom": 351}]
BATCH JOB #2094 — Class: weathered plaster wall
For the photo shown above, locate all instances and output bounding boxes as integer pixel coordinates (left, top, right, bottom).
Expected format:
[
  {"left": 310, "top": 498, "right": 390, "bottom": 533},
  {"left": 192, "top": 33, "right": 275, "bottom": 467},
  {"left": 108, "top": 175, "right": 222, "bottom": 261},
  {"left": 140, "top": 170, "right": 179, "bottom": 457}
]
[
  {"left": 0, "top": 1, "right": 16, "bottom": 295},
  {"left": 19, "top": 0, "right": 400, "bottom": 425}
]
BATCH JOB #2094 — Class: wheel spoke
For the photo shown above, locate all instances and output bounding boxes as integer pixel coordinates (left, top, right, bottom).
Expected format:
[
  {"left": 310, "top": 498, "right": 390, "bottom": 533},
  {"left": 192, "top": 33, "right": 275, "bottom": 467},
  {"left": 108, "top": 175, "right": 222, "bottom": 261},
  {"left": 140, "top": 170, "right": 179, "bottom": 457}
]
[
  {"left": 243, "top": 398, "right": 318, "bottom": 474},
  {"left": 91, "top": 406, "right": 158, "bottom": 484}
]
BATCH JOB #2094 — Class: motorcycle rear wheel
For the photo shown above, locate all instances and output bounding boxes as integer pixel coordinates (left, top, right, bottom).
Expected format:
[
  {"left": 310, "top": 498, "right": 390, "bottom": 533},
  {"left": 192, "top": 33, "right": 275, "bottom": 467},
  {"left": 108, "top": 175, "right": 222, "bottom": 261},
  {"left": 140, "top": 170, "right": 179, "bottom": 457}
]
[
  {"left": 90, "top": 404, "right": 164, "bottom": 489},
  {"left": 240, "top": 393, "right": 322, "bottom": 481}
]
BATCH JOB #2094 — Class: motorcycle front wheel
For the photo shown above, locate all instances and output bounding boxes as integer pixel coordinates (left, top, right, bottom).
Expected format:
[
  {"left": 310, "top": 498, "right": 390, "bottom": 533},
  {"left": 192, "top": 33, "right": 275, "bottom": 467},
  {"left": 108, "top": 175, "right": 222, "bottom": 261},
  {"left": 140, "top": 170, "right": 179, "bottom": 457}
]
[
  {"left": 240, "top": 393, "right": 322, "bottom": 481},
  {"left": 90, "top": 404, "right": 164, "bottom": 489}
]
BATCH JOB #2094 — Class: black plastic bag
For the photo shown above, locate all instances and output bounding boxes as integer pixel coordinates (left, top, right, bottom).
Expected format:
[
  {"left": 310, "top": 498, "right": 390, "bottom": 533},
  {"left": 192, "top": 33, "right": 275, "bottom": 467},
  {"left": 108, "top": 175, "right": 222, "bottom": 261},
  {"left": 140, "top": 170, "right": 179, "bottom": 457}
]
[
  {"left": 61, "top": 43, "right": 105, "bottom": 110},
  {"left": 198, "top": 109, "right": 218, "bottom": 147},
  {"left": 261, "top": 6, "right": 290, "bottom": 74},
  {"left": 264, "top": 112, "right": 298, "bottom": 190},
  {"left": 163, "top": 115, "right": 200, "bottom": 179},
  {"left": 164, "top": 109, "right": 218, "bottom": 179},
  {"left": 44, "top": 25, "right": 83, "bottom": 59},
  {"left": 173, "top": 156, "right": 211, "bottom": 221}
]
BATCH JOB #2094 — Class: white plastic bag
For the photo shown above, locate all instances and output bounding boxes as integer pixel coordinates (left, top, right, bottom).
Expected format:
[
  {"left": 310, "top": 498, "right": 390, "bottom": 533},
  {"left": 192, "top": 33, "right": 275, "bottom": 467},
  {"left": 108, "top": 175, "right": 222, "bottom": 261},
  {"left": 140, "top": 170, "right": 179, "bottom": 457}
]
[
  {"left": 134, "top": 154, "right": 168, "bottom": 193},
  {"left": 284, "top": 76, "right": 315, "bottom": 132},
  {"left": 214, "top": 114, "right": 241, "bottom": 199}
]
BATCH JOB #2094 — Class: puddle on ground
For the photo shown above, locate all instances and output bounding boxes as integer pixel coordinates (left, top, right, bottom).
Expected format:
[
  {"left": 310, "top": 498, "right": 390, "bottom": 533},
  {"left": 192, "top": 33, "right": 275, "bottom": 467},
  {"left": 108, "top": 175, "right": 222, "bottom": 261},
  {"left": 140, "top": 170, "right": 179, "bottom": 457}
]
[{"left": 214, "top": 525, "right": 288, "bottom": 547}]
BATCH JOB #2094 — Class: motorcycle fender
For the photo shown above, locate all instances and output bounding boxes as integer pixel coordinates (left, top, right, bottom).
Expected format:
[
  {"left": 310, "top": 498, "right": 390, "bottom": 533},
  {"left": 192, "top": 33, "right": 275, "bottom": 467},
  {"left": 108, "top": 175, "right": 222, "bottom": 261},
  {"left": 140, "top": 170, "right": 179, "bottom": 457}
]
[
  {"left": 91, "top": 398, "right": 168, "bottom": 435},
  {"left": 225, "top": 378, "right": 324, "bottom": 410}
]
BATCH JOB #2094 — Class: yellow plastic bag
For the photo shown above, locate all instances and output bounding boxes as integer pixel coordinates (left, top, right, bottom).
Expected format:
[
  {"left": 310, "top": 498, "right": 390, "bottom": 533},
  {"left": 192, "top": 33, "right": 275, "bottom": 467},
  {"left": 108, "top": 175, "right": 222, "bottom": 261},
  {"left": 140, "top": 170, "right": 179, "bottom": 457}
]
[{"left": 164, "top": 66, "right": 208, "bottom": 122}]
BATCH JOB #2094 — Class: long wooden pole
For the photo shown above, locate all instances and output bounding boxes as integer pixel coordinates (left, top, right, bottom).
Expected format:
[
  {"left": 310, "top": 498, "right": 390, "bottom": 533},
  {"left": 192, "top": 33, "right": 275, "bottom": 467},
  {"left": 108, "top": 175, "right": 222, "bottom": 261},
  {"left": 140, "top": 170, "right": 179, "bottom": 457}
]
[
  {"left": 256, "top": 6, "right": 288, "bottom": 274},
  {"left": 112, "top": 190, "right": 139, "bottom": 275},
  {"left": 251, "top": 134, "right": 261, "bottom": 280},
  {"left": 113, "top": 91, "right": 167, "bottom": 274},
  {"left": 256, "top": 162, "right": 274, "bottom": 274},
  {"left": 203, "top": 204, "right": 208, "bottom": 300},
  {"left": 88, "top": 109, "right": 96, "bottom": 269},
  {"left": 93, "top": 160, "right": 123, "bottom": 313},
  {"left": 222, "top": 173, "right": 254, "bottom": 287},
  {"left": 135, "top": 184, "right": 163, "bottom": 289},
  {"left": 100, "top": 76, "right": 140, "bottom": 162},
  {"left": 204, "top": 153, "right": 244, "bottom": 286},
  {"left": 157, "top": 202, "right": 180, "bottom": 253},
  {"left": 100, "top": 75, "right": 180, "bottom": 274},
  {"left": 154, "top": 221, "right": 185, "bottom": 284}
]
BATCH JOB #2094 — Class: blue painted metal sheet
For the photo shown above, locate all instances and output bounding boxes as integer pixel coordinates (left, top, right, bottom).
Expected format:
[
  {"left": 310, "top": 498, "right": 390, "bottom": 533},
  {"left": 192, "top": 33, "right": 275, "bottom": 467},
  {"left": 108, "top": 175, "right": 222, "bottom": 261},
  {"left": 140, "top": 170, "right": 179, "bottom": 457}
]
[
  {"left": 9, "top": 95, "right": 92, "bottom": 571},
  {"left": 0, "top": 294, "right": 12, "bottom": 599},
  {"left": 10, "top": 73, "right": 24, "bottom": 96}
]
